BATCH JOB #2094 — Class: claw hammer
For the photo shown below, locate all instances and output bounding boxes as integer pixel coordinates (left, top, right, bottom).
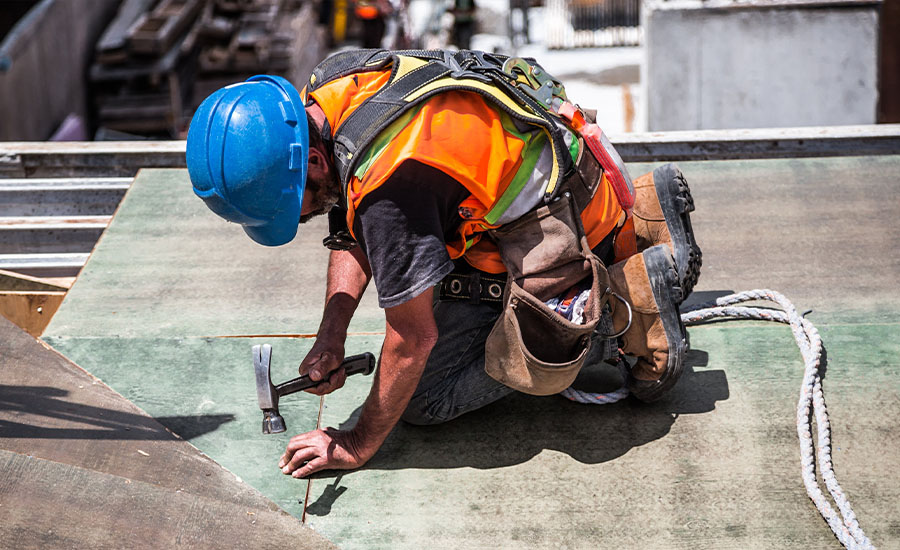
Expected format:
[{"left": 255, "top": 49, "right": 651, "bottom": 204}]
[{"left": 253, "top": 344, "right": 375, "bottom": 434}]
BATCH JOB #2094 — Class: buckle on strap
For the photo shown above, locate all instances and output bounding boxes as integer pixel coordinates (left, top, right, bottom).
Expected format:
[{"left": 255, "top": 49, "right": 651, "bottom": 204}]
[
  {"left": 500, "top": 57, "right": 568, "bottom": 111},
  {"left": 596, "top": 291, "right": 631, "bottom": 340}
]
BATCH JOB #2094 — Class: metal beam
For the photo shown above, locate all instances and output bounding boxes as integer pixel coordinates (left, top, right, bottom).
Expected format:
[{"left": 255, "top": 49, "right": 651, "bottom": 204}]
[
  {"left": 614, "top": 124, "right": 900, "bottom": 161},
  {"left": 0, "top": 253, "right": 90, "bottom": 270},
  {"left": 1, "top": 125, "right": 899, "bottom": 177},
  {"left": 0, "top": 141, "right": 186, "bottom": 178}
]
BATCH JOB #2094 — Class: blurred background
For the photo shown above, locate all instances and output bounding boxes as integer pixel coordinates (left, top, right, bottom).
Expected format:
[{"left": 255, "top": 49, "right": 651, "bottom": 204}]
[
  {"left": 0, "top": 0, "right": 897, "bottom": 331},
  {"left": 1, "top": 0, "right": 896, "bottom": 142}
]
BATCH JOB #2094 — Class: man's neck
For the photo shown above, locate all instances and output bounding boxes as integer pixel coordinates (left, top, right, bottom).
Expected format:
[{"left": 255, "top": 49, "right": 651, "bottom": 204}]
[{"left": 308, "top": 103, "right": 328, "bottom": 133}]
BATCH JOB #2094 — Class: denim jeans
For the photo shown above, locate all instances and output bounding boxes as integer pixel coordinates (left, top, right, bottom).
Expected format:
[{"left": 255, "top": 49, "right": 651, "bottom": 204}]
[
  {"left": 400, "top": 291, "right": 616, "bottom": 425},
  {"left": 400, "top": 295, "right": 513, "bottom": 425}
]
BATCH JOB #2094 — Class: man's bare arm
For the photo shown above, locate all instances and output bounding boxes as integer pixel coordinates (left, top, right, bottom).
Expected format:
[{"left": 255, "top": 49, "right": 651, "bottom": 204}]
[
  {"left": 301, "top": 246, "right": 372, "bottom": 394},
  {"left": 279, "top": 289, "right": 439, "bottom": 476}
]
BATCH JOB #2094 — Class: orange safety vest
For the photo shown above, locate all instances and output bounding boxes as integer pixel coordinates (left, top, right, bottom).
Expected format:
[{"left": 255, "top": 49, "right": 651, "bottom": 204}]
[{"left": 304, "top": 52, "right": 634, "bottom": 273}]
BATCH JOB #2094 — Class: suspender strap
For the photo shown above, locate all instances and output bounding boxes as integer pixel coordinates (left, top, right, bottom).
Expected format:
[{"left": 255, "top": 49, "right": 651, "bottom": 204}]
[
  {"left": 562, "top": 137, "right": 605, "bottom": 213},
  {"left": 331, "top": 59, "right": 455, "bottom": 187}
]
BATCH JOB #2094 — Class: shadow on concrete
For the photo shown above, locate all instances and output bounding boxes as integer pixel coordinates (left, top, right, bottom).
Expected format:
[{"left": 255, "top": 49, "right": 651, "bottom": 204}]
[
  {"left": 306, "top": 473, "right": 349, "bottom": 516},
  {"left": 0, "top": 384, "right": 234, "bottom": 441},
  {"left": 681, "top": 289, "right": 736, "bottom": 309},
  {"left": 322, "top": 348, "right": 728, "bottom": 474}
]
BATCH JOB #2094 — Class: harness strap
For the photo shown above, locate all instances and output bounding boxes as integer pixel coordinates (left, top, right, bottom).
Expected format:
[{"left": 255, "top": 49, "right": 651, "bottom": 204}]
[
  {"left": 308, "top": 49, "right": 576, "bottom": 202},
  {"left": 331, "top": 60, "right": 454, "bottom": 187},
  {"left": 562, "top": 137, "right": 604, "bottom": 214}
]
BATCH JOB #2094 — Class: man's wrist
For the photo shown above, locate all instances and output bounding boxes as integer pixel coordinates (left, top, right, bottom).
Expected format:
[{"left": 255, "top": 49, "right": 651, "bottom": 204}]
[
  {"left": 346, "top": 422, "right": 384, "bottom": 463},
  {"left": 316, "top": 323, "right": 348, "bottom": 344}
]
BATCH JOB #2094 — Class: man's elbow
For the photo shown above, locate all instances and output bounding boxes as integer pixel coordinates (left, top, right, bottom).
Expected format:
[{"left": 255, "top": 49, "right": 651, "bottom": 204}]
[{"left": 407, "top": 328, "right": 439, "bottom": 360}]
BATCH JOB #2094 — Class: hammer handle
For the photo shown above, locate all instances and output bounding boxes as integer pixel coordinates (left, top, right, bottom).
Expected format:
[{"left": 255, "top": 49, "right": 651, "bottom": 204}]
[{"left": 275, "top": 352, "right": 376, "bottom": 396}]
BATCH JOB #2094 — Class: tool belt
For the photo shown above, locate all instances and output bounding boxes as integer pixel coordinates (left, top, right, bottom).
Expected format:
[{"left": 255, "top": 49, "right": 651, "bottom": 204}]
[
  {"left": 438, "top": 270, "right": 506, "bottom": 306},
  {"left": 484, "top": 189, "right": 613, "bottom": 396}
]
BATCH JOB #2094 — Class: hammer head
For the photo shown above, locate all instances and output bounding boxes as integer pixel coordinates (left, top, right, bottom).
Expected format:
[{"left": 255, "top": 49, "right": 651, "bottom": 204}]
[{"left": 253, "top": 344, "right": 286, "bottom": 434}]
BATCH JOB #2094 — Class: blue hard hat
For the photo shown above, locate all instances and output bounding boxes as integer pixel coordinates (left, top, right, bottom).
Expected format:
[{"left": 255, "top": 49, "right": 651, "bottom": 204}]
[{"left": 186, "top": 75, "right": 309, "bottom": 246}]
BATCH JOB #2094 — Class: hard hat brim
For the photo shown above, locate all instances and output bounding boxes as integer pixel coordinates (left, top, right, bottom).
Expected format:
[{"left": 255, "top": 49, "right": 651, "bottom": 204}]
[{"left": 241, "top": 195, "right": 301, "bottom": 246}]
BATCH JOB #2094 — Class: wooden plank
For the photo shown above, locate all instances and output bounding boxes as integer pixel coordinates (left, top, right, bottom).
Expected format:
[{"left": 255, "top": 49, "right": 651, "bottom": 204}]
[
  {"left": 0, "top": 315, "right": 264, "bottom": 505},
  {"left": 0, "top": 253, "right": 89, "bottom": 271},
  {"left": 0, "top": 141, "right": 185, "bottom": 178},
  {"left": 127, "top": 0, "right": 204, "bottom": 56},
  {"left": 0, "top": 177, "right": 132, "bottom": 190},
  {"left": 95, "top": 0, "right": 157, "bottom": 63},
  {"left": 0, "top": 290, "right": 64, "bottom": 337},
  {"left": 0, "top": 269, "right": 69, "bottom": 291}
]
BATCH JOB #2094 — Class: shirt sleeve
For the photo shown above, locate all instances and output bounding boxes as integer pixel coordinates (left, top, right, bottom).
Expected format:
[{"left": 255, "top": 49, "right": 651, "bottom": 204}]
[{"left": 353, "top": 160, "right": 470, "bottom": 309}]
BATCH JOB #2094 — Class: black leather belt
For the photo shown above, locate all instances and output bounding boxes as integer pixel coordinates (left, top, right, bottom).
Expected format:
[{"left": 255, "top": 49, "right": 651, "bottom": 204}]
[{"left": 438, "top": 271, "right": 506, "bottom": 305}]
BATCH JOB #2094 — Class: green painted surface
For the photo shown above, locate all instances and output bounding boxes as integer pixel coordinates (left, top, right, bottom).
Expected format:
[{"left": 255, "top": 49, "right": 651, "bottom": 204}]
[
  {"left": 43, "top": 169, "right": 384, "bottom": 339},
  {"left": 43, "top": 334, "right": 384, "bottom": 519},
  {"left": 41, "top": 160, "right": 900, "bottom": 548},
  {"left": 302, "top": 321, "right": 900, "bottom": 549}
]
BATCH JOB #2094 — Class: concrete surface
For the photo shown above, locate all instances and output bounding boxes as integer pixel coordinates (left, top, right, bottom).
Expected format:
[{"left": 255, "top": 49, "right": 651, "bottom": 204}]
[
  {"left": 41, "top": 160, "right": 900, "bottom": 548},
  {"left": 644, "top": 1, "right": 879, "bottom": 131},
  {"left": 0, "top": 315, "right": 337, "bottom": 550}
]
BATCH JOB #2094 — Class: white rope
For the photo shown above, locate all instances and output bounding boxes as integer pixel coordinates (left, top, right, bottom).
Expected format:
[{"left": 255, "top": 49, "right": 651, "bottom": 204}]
[{"left": 561, "top": 289, "right": 875, "bottom": 550}]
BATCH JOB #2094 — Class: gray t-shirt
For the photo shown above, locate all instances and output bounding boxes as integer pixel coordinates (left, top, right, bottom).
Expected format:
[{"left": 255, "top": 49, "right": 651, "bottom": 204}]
[{"left": 353, "top": 161, "right": 470, "bottom": 308}]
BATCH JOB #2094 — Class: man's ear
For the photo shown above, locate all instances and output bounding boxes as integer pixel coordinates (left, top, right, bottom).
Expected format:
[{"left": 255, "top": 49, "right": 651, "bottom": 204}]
[{"left": 307, "top": 146, "right": 330, "bottom": 179}]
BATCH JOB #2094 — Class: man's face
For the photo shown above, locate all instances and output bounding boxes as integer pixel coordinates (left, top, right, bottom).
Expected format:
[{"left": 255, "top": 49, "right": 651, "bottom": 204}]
[
  {"left": 299, "top": 171, "right": 341, "bottom": 224},
  {"left": 299, "top": 142, "right": 340, "bottom": 224}
]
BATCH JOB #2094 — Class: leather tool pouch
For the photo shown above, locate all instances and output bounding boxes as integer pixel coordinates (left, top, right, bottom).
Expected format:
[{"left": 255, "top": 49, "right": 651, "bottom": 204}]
[{"left": 484, "top": 192, "right": 611, "bottom": 395}]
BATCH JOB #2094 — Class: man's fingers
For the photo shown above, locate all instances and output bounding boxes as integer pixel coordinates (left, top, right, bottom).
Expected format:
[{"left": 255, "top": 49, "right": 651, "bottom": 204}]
[
  {"left": 279, "top": 433, "right": 317, "bottom": 468},
  {"left": 305, "top": 367, "right": 347, "bottom": 395},
  {"left": 309, "top": 351, "right": 331, "bottom": 381},
  {"left": 303, "top": 351, "right": 341, "bottom": 382},
  {"left": 292, "top": 456, "right": 329, "bottom": 478},
  {"left": 281, "top": 446, "right": 318, "bottom": 474}
]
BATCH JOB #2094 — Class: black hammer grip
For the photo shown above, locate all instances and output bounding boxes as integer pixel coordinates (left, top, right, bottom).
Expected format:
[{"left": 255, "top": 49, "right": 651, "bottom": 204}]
[{"left": 274, "top": 352, "right": 376, "bottom": 396}]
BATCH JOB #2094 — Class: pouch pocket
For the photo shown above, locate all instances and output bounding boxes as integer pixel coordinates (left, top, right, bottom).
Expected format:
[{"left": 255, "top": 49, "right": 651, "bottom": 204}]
[{"left": 484, "top": 193, "right": 611, "bottom": 395}]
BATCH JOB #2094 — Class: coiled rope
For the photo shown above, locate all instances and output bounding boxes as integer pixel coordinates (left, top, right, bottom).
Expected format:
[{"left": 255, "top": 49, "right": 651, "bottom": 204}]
[{"left": 560, "top": 289, "right": 876, "bottom": 550}]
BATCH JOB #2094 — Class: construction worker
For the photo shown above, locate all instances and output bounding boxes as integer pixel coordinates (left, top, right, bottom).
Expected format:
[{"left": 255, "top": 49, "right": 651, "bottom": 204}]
[{"left": 186, "top": 49, "right": 701, "bottom": 478}]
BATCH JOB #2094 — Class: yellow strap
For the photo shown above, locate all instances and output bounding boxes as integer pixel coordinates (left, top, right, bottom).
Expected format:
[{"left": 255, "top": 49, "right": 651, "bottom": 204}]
[{"left": 394, "top": 55, "right": 431, "bottom": 79}]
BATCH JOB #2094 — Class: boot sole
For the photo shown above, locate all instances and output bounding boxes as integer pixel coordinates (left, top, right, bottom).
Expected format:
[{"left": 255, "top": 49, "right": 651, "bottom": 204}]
[
  {"left": 629, "top": 245, "right": 688, "bottom": 402},
  {"left": 652, "top": 163, "right": 702, "bottom": 300}
]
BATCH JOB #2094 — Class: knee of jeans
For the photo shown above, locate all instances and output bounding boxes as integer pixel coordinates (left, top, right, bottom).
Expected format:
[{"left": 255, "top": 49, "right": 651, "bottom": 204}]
[{"left": 400, "top": 396, "right": 453, "bottom": 426}]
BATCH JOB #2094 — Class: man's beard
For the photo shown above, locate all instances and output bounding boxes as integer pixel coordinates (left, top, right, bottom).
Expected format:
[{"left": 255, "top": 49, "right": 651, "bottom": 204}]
[{"left": 299, "top": 178, "right": 341, "bottom": 224}]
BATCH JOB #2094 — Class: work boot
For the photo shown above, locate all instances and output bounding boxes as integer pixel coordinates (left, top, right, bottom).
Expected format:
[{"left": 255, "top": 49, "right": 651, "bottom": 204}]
[
  {"left": 607, "top": 245, "right": 687, "bottom": 402},
  {"left": 632, "top": 163, "right": 702, "bottom": 301}
]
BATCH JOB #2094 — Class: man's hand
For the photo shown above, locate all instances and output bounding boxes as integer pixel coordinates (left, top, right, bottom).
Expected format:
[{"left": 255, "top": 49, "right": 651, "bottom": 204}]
[
  {"left": 278, "top": 427, "right": 372, "bottom": 478},
  {"left": 299, "top": 339, "right": 346, "bottom": 396},
  {"left": 278, "top": 289, "right": 438, "bottom": 478}
]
